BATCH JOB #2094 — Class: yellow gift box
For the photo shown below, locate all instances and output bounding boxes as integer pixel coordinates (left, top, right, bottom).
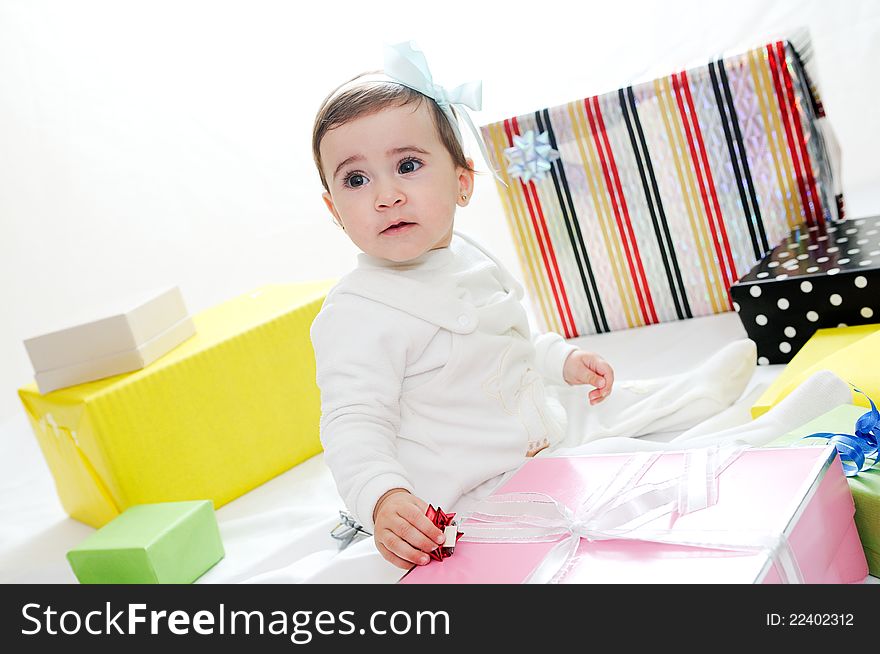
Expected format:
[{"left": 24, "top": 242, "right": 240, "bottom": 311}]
[
  {"left": 752, "top": 324, "right": 880, "bottom": 418},
  {"left": 19, "top": 282, "right": 334, "bottom": 528}
]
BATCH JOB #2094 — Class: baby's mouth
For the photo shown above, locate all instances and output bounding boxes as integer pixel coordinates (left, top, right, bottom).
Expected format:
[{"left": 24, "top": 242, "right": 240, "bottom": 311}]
[{"left": 381, "top": 221, "right": 416, "bottom": 234}]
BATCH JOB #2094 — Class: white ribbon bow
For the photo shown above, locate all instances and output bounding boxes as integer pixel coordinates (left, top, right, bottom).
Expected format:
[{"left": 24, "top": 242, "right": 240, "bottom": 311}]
[
  {"left": 384, "top": 41, "right": 504, "bottom": 185},
  {"left": 459, "top": 444, "right": 804, "bottom": 584}
]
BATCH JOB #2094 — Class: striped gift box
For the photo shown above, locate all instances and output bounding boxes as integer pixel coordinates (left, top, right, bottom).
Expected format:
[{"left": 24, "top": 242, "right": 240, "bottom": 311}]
[{"left": 480, "top": 35, "right": 842, "bottom": 337}]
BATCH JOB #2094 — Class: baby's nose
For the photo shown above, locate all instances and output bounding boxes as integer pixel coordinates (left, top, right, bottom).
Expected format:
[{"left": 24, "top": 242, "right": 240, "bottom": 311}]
[{"left": 375, "top": 184, "right": 405, "bottom": 210}]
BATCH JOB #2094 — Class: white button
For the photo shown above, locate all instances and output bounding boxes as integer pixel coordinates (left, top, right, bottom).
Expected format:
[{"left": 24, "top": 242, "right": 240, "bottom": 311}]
[{"left": 457, "top": 314, "right": 470, "bottom": 327}]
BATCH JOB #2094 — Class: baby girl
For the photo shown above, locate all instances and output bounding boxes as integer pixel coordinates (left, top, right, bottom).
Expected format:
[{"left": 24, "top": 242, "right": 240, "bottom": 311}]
[{"left": 309, "top": 43, "right": 614, "bottom": 569}]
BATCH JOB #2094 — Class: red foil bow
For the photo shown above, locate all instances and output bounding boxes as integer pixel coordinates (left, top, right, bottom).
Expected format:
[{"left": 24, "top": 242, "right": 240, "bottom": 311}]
[{"left": 425, "top": 505, "right": 463, "bottom": 562}]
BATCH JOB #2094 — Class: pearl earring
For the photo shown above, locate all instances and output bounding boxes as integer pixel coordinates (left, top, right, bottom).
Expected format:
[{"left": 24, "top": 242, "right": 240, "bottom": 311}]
[{"left": 461, "top": 194, "right": 467, "bottom": 201}]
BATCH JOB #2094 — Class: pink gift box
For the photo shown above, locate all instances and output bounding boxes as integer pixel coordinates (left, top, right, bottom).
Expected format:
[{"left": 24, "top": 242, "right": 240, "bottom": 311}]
[{"left": 401, "top": 446, "right": 867, "bottom": 584}]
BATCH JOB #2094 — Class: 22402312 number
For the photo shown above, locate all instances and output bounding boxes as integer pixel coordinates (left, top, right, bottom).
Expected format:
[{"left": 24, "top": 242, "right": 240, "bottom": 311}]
[{"left": 766, "top": 613, "right": 854, "bottom": 626}]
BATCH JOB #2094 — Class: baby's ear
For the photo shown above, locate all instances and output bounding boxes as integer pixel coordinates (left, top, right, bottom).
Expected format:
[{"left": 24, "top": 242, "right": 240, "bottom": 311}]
[
  {"left": 322, "top": 191, "right": 344, "bottom": 229},
  {"left": 457, "top": 159, "right": 475, "bottom": 202}
]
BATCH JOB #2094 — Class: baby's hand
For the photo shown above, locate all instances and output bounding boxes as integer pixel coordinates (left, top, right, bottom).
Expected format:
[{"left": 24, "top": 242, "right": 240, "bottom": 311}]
[
  {"left": 372, "top": 489, "right": 446, "bottom": 570},
  {"left": 563, "top": 350, "right": 615, "bottom": 405}
]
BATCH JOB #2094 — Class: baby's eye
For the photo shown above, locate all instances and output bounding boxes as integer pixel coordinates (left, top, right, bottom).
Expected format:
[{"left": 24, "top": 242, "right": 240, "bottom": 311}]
[
  {"left": 344, "top": 173, "right": 368, "bottom": 189},
  {"left": 398, "top": 158, "right": 423, "bottom": 175}
]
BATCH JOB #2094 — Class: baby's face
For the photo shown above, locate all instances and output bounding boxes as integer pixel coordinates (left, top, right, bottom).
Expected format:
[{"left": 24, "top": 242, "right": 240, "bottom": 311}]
[{"left": 320, "top": 102, "right": 472, "bottom": 262}]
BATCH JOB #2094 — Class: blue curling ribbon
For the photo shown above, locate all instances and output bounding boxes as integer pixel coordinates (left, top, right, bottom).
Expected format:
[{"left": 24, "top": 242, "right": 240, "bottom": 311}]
[{"left": 803, "top": 389, "right": 880, "bottom": 477}]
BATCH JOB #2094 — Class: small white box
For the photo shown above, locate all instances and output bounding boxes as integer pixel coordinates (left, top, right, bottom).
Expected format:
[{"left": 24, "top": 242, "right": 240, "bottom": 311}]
[
  {"left": 443, "top": 525, "right": 458, "bottom": 549},
  {"left": 24, "top": 287, "right": 195, "bottom": 394}
]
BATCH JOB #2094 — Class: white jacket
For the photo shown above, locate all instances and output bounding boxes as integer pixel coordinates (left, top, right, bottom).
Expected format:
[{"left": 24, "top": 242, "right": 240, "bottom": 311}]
[{"left": 310, "top": 232, "right": 576, "bottom": 531}]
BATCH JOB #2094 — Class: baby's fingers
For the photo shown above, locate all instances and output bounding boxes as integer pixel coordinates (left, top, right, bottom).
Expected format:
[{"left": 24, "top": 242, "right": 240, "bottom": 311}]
[
  {"left": 579, "top": 365, "right": 606, "bottom": 389},
  {"left": 376, "top": 540, "right": 419, "bottom": 570},
  {"left": 400, "top": 503, "right": 446, "bottom": 546},
  {"left": 596, "top": 361, "right": 615, "bottom": 390},
  {"left": 393, "top": 515, "right": 443, "bottom": 553},
  {"left": 380, "top": 532, "right": 432, "bottom": 567}
]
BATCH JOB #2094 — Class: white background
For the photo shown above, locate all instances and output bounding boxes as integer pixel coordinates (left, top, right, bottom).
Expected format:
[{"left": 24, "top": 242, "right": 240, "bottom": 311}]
[{"left": 1, "top": 0, "right": 879, "bottom": 423}]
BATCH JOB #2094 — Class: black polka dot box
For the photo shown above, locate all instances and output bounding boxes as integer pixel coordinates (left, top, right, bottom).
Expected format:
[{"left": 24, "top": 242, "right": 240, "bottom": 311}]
[{"left": 730, "top": 215, "right": 880, "bottom": 365}]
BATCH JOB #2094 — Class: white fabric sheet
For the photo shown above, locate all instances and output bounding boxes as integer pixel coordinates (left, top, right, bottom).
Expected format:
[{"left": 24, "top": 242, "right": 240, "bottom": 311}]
[{"left": 0, "top": 313, "right": 874, "bottom": 583}]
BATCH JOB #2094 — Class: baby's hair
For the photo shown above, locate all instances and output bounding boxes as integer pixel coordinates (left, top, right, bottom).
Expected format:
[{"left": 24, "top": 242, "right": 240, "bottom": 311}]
[{"left": 312, "top": 71, "right": 475, "bottom": 192}]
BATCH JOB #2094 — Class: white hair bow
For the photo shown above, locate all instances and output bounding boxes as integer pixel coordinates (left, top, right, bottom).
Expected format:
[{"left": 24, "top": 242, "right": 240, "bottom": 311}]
[{"left": 384, "top": 41, "right": 504, "bottom": 185}]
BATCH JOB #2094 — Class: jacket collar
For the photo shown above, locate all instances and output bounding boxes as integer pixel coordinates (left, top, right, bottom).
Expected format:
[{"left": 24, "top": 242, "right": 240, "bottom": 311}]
[{"left": 336, "top": 231, "right": 521, "bottom": 334}]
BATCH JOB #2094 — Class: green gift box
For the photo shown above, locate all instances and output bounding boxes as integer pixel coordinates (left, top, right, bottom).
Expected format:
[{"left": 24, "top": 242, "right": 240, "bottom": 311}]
[
  {"left": 66, "top": 500, "right": 224, "bottom": 584},
  {"left": 767, "top": 404, "right": 880, "bottom": 576}
]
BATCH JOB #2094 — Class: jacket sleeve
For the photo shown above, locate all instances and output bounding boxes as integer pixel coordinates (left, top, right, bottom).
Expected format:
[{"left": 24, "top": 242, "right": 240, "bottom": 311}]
[
  {"left": 531, "top": 331, "right": 578, "bottom": 386},
  {"left": 310, "top": 292, "right": 415, "bottom": 532}
]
